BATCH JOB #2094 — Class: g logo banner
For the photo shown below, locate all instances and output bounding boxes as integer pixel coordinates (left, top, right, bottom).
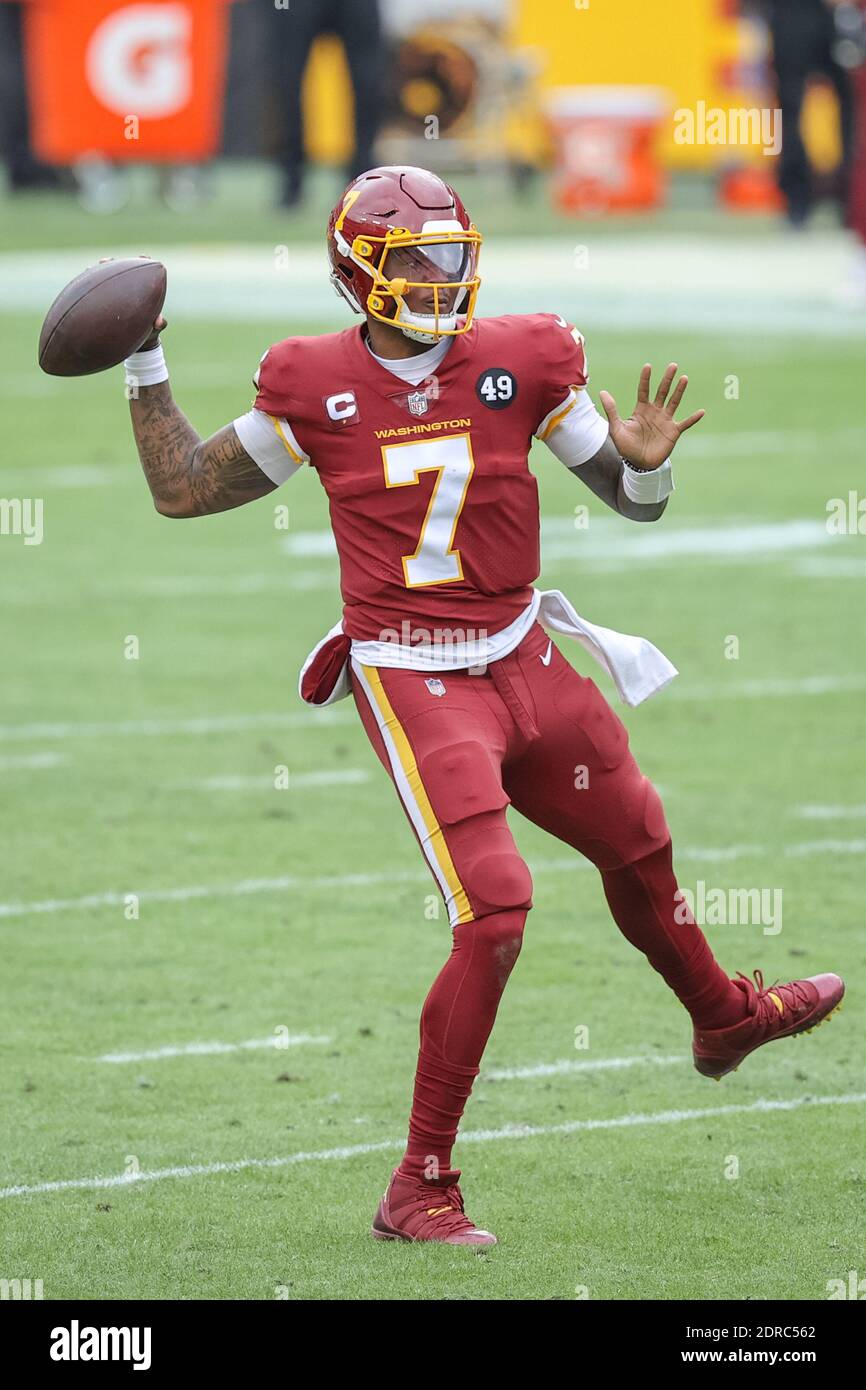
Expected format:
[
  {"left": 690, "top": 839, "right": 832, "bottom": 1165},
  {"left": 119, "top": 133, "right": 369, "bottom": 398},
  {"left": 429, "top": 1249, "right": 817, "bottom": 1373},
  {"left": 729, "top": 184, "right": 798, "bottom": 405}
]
[{"left": 86, "top": 4, "right": 192, "bottom": 118}]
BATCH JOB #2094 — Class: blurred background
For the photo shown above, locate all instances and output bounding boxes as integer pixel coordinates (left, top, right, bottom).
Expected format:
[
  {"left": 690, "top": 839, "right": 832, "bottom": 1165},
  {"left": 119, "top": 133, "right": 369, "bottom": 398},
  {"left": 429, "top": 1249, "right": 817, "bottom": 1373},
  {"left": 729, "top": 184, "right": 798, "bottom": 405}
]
[
  {"left": 2, "top": 1, "right": 866, "bottom": 1302},
  {"left": 1, "top": 0, "right": 865, "bottom": 298}
]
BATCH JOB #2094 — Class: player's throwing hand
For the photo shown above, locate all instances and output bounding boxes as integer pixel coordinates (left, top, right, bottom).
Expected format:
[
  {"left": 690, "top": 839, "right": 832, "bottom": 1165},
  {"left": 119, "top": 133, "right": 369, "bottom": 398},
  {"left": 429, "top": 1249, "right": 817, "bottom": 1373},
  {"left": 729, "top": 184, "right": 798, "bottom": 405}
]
[
  {"left": 138, "top": 314, "right": 168, "bottom": 352},
  {"left": 599, "top": 363, "right": 705, "bottom": 470}
]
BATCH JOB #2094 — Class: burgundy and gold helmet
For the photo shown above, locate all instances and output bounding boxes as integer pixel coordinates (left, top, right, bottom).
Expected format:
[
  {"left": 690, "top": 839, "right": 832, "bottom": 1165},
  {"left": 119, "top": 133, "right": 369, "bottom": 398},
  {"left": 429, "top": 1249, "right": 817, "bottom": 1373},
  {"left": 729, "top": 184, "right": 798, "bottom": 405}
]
[{"left": 327, "top": 165, "right": 482, "bottom": 344}]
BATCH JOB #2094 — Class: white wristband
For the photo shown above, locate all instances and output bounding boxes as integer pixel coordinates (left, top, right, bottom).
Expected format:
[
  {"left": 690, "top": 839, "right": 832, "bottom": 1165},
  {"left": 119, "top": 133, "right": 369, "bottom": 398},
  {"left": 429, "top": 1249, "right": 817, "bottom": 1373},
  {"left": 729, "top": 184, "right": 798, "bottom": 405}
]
[
  {"left": 124, "top": 343, "right": 168, "bottom": 388},
  {"left": 621, "top": 456, "right": 674, "bottom": 505}
]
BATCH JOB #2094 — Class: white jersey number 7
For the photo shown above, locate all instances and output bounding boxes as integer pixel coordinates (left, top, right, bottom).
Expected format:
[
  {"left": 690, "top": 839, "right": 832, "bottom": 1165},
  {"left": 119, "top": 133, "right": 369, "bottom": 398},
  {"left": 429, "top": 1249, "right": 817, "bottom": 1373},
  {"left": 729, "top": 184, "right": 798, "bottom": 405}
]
[{"left": 381, "top": 433, "right": 475, "bottom": 588}]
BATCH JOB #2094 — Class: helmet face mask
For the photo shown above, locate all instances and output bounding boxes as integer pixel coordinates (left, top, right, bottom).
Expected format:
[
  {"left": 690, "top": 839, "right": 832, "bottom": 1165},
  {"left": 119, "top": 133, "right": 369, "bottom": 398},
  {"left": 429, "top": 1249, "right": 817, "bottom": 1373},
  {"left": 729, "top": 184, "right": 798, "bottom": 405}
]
[
  {"left": 357, "top": 228, "right": 481, "bottom": 343},
  {"left": 327, "top": 167, "right": 482, "bottom": 344}
]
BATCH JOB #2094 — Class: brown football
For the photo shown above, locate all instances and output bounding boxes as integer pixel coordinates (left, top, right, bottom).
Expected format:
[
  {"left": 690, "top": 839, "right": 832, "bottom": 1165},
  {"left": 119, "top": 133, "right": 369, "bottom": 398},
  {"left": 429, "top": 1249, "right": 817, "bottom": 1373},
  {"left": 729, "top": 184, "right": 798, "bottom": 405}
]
[{"left": 38, "top": 257, "right": 167, "bottom": 377}]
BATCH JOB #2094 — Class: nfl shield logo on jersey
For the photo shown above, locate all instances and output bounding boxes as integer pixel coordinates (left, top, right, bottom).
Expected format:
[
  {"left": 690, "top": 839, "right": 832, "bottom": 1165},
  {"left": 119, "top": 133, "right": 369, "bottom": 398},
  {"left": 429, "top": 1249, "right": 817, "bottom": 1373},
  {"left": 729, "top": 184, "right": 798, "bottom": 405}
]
[
  {"left": 407, "top": 389, "right": 429, "bottom": 417},
  {"left": 425, "top": 677, "right": 446, "bottom": 697}
]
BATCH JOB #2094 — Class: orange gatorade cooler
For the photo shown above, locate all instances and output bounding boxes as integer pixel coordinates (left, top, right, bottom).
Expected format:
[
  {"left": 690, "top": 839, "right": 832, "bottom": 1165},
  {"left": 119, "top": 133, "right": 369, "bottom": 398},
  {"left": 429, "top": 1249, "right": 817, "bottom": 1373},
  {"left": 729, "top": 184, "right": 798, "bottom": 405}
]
[
  {"left": 22, "top": 0, "right": 232, "bottom": 163},
  {"left": 545, "top": 86, "right": 668, "bottom": 214}
]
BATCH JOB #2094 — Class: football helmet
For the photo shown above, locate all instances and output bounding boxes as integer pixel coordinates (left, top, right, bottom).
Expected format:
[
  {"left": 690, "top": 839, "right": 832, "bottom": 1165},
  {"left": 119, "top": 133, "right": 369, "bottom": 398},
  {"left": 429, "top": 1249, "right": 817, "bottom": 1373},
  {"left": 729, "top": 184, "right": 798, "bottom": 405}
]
[{"left": 327, "top": 165, "right": 482, "bottom": 343}]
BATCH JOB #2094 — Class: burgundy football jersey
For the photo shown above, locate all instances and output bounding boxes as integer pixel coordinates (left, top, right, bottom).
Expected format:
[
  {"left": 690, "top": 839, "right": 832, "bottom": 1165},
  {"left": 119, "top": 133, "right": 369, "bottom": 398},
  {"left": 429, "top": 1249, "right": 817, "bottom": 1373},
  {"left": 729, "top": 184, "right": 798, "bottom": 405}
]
[{"left": 252, "top": 313, "right": 589, "bottom": 642}]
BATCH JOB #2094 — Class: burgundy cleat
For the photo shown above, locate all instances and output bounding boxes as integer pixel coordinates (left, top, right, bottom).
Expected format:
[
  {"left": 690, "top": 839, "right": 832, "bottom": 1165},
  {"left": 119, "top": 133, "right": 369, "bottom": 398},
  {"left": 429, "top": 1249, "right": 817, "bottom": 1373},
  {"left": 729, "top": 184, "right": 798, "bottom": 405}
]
[
  {"left": 371, "top": 1167, "right": 497, "bottom": 1245},
  {"left": 694, "top": 969, "right": 845, "bottom": 1080}
]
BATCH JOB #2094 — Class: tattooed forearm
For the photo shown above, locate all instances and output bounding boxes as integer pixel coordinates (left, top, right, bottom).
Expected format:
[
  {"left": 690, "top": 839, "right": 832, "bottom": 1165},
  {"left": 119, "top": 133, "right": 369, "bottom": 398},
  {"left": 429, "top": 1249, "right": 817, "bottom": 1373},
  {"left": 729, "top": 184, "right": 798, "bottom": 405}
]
[{"left": 129, "top": 381, "right": 276, "bottom": 517}]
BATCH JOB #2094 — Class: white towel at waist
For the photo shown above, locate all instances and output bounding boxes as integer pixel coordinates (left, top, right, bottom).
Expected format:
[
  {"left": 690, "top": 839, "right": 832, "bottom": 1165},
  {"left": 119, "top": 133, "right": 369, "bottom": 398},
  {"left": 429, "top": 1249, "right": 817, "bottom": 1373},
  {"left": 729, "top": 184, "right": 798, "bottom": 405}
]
[
  {"left": 298, "top": 588, "right": 677, "bottom": 708},
  {"left": 535, "top": 588, "right": 677, "bottom": 707}
]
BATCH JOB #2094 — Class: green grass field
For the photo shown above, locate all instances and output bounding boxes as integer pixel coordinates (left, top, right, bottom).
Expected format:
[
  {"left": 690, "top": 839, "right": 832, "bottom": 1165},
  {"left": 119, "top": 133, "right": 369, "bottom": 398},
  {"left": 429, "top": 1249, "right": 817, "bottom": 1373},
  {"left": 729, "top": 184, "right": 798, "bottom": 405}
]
[{"left": 1, "top": 180, "right": 865, "bottom": 1300}]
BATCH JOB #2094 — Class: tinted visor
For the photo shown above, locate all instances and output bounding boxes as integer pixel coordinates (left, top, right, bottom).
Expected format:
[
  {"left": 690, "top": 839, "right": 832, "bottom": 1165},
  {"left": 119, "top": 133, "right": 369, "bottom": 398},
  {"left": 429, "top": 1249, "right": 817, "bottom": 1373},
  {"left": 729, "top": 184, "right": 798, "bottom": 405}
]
[{"left": 384, "top": 239, "right": 473, "bottom": 283}]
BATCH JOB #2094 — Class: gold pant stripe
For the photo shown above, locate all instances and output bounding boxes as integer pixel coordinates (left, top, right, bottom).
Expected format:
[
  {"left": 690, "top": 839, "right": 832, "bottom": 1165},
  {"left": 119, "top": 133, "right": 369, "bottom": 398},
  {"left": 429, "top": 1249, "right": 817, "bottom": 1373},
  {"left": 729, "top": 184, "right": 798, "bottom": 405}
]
[{"left": 360, "top": 664, "right": 473, "bottom": 926}]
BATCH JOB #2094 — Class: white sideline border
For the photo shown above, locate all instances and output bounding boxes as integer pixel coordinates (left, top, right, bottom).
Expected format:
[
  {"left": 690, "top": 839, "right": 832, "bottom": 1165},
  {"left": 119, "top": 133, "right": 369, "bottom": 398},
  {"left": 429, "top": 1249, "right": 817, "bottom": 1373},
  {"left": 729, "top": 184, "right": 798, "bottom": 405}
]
[{"left": 2, "top": 1092, "right": 864, "bottom": 1201}]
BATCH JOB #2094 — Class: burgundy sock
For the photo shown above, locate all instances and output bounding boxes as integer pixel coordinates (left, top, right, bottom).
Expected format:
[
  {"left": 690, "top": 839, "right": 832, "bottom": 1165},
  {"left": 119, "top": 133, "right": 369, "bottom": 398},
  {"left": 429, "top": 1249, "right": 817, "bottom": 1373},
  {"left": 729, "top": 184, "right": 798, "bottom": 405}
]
[
  {"left": 600, "top": 840, "right": 746, "bottom": 1030},
  {"left": 399, "top": 909, "right": 526, "bottom": 1181}
]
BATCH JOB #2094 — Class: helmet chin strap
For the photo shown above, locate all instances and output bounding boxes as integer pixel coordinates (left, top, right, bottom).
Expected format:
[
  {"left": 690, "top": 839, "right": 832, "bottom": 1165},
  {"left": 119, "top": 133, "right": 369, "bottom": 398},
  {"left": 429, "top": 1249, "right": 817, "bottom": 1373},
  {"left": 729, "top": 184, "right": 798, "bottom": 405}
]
[
  {"left": 397, "top": 312, "right": 457, "bottom": 344},
  {"left": 388, "top": 281, "right": 468, "bottom": 343}
]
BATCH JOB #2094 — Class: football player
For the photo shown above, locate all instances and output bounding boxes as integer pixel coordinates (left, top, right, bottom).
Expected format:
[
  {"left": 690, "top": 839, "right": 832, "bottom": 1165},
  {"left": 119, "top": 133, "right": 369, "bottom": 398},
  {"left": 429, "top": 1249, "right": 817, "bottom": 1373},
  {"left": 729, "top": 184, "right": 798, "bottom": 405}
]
[{"left": 125, "top": 166, "right": 844, "bottom": 1246}]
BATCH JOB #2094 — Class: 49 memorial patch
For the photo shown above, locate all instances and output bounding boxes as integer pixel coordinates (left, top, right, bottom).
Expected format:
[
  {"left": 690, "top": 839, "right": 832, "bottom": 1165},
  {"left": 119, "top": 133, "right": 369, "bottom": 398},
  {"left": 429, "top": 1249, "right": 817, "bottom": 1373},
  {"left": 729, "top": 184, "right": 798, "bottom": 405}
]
[{"left": 476, "top": 368, "right": 517, "bottom": 409}]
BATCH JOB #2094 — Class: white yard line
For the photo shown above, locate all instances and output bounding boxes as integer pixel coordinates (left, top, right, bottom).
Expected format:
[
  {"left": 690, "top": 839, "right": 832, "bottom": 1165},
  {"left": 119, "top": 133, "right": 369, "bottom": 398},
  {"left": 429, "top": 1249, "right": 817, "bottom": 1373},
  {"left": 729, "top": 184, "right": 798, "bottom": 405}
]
[
  {"left": 545, "top": 519, "right": 832, "bottom": 563},
  {"left": 1, "top": 668, "right": 863, "bottom": 747},
  {"left": 280, "top": 517, "right": 835, "bottom": 565},
  {"left": 484, "top": 1054, "right": 686, "bottom": 1081},
  {"left": 188, "top": 770, "right": 369, "bottom": 791},
  {"left": 1, "top": 429, "right": 861, "bottom": 487},
  {"left": 0, "top": 867, "right": 445, "bottom": 920},
  {"left": 97, "top": 1034, "right": 332, "bottom": 1063},
  {"left": 668, "top": 674, "right": 866, "bottom": 700},
  {"left": 0, "top": 752, "right": 66, "bottom": 769},
  {"left": 793, "top": 558, "right": 866, "bottom": 579},
  {"left": 677, "top": 427, "right": 866, "bottom": 458},
  {"left": 1, "top": 575, "right": 328, "bottom": 607},
  {"left": 0, "top": 463, "right": 124, "bottom": 486},
  {"left": 0, "top": 710, "right": 353, "bottom": 742},
  {"left": 666, "top": 845, "right": 755, "bottom": 862},
  {"left": 0, "top": 839, "right": 861, "bottom": 921},
  {"left": 2, "top": 233, "right": 863, "bottom": 336},
  {"left": 785, "top": 838, "right": 866, "bottom": 857},
  {"left": 95, "top": 1042, "right": 677, "bottom": 1074},
  {"left": 109, "top": 573, "right": 327, "bottom": 596},
  {"left": 794, "top": 805, "right": 866, "bottom": 820},
  {"left": 2, "top": 1091, "right": 863, "bottom": 1201}
]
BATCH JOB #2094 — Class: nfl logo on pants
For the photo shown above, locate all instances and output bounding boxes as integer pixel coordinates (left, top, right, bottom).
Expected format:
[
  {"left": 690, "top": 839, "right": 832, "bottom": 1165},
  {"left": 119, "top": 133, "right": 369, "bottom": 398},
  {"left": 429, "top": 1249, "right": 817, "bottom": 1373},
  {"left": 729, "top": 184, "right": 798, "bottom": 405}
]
[
  {"left": 407, "top": 390, "right": 428, "bottom": 417},
  {"left": 425, "top": 677, "right": 446, "bottom": 697}
]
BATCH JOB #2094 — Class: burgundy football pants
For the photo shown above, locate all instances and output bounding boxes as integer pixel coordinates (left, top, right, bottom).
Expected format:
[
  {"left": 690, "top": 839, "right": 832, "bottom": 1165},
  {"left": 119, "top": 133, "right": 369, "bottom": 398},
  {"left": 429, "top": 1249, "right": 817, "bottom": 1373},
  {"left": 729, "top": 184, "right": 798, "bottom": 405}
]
[{"left": 350, "top": 621, "right": 743, "bottom": 1180}]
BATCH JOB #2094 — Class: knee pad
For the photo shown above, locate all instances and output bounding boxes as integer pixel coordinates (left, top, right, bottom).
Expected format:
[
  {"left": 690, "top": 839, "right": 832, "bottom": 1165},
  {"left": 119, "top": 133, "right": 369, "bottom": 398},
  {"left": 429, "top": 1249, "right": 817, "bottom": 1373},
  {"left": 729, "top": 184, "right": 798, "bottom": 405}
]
[
  {"left": 416, "top": 742, "right": 533, "bottom": 922},
  {"left": 636, "top": 777, "right": 670, "bottom": 853},
  {"left": 468, "top": 850, "right": 533, "bottom": 918},
  {"left": 594, "top": 775, "right": 671, "bottom": 871}
]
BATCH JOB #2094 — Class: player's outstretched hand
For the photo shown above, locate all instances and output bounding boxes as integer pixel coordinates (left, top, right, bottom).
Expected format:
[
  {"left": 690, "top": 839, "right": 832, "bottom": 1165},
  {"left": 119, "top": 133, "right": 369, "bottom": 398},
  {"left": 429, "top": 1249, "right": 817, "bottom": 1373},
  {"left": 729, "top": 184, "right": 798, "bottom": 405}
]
[{"left": 599, "top": 363, "right": 705, "bottom": 470}]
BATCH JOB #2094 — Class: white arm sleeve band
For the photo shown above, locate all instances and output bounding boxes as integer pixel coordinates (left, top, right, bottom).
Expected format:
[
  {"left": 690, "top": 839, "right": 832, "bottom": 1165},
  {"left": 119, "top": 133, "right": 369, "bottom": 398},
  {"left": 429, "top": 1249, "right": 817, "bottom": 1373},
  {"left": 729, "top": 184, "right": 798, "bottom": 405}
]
[
  {"left": 537, "top": 387, "right": 610, "bottom": 468},
  {"left": 622, "top": 457, "right": 675, "bottom": 504},
  {"left": 232, "top": 409, "right": 308, "bottom": 486},
  {"left": 124, "top": 343, "right": 168, "bottom": 387}
]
